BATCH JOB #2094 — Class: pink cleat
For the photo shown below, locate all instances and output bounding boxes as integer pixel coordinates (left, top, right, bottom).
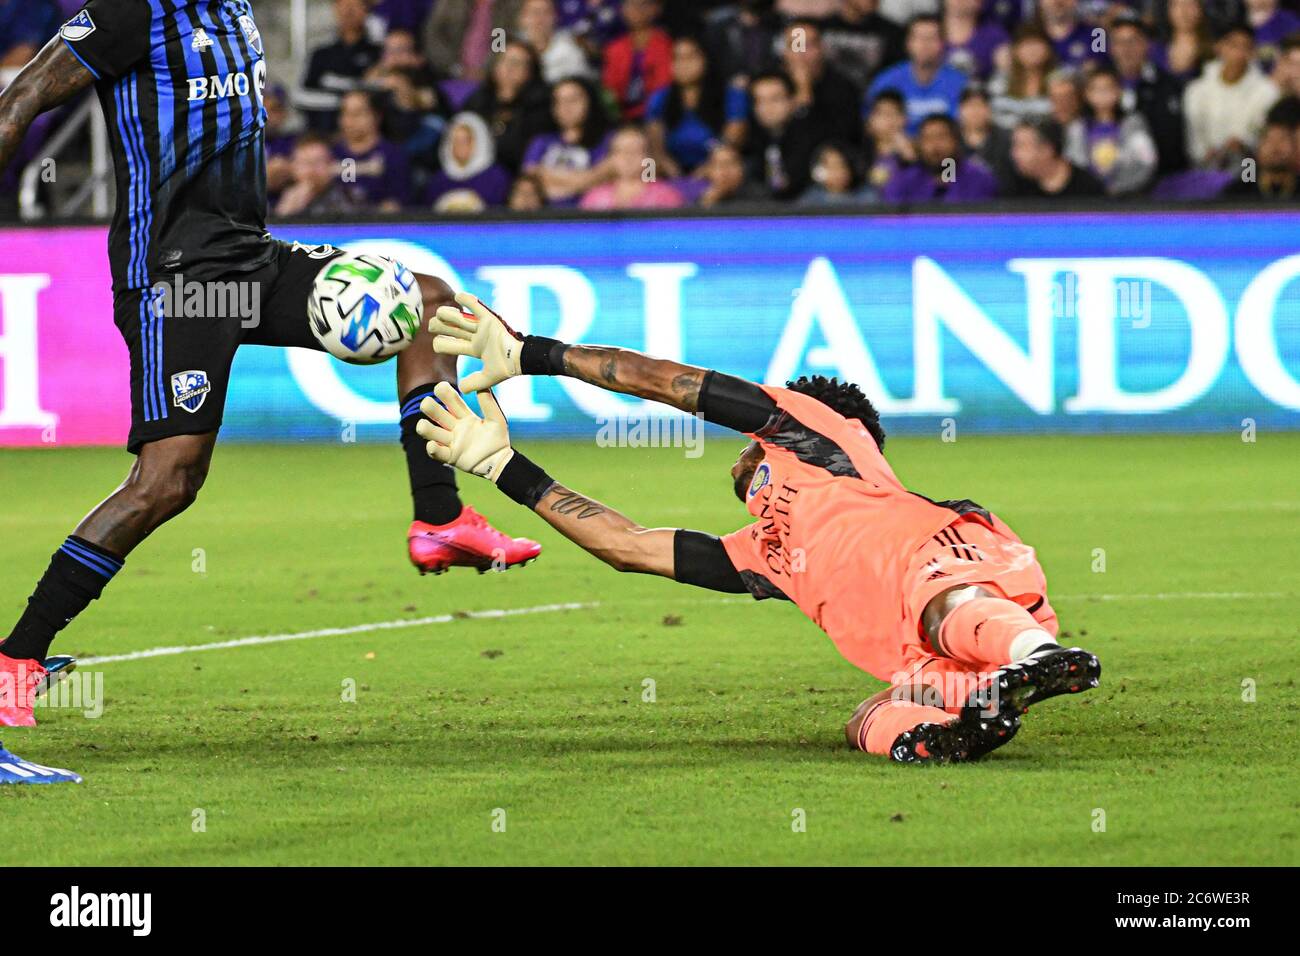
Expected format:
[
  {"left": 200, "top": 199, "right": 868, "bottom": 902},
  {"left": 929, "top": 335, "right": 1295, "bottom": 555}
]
[
  {"left": 0, "top": 654, "right": 45, "bottom": 728},
  {"left": 407, "top": 507, "right": 541, "bottom": 574},
  {"left": 408, "top": 521, "right": 464, "bottom": 575}
]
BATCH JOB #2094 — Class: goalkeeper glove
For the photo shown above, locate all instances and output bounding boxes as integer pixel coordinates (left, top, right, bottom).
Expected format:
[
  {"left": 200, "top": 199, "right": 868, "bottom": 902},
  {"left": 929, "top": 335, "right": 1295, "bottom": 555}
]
[
  {"left": 416, "top": 382, "right": 514, "bottom": 481},
  {"left": 429, "top": 292, "right": 526, "bottom": 393}
]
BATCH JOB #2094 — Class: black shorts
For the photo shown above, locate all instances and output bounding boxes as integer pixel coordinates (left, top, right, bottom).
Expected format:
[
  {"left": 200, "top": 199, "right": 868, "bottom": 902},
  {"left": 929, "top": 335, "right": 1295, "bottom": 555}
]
[{"left": 113, "top": 239, "right": 344, "bottom": 453}]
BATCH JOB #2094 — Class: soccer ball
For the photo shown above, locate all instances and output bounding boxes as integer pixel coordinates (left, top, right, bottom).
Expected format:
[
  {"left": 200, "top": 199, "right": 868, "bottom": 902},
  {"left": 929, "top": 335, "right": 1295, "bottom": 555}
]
[{"left": 307, "top": 252, "right": 423, "bottom": 364}]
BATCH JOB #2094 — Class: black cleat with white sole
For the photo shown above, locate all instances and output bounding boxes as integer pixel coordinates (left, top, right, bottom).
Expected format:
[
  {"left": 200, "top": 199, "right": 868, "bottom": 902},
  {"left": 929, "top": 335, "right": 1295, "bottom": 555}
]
[
  {"left": 975, "top": 645, "right": 1102, "bottom": 716},
  {"left": 889, "top": 708, "right": 1021, "bottom": 764}
]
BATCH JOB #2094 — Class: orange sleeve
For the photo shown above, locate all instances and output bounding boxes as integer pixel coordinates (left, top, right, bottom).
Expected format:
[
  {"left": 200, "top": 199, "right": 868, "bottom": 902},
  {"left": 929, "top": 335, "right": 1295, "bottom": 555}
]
[
  {"left": 721, "top": 522, "right": 762, "bottom": 575},
  {"left": 721, "top": 523, "right": 791, "bottom": 602}
]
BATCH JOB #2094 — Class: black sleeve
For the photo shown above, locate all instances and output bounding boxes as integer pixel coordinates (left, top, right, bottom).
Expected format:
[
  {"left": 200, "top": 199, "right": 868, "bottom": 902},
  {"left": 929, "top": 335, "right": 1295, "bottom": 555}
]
[
  {"left": 59, "top": 0, "right": 153, "bottom": 81},
  {"left": 697, "top": 370, "right": 778, "bottom": 434},
  {"left": 673, "top": 530, "right": 748, "bottom": 593}
]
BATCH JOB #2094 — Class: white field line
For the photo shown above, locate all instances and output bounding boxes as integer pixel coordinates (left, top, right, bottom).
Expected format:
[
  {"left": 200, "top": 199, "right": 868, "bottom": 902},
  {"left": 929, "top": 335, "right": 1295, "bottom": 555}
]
[
  {"left": 73, "top": 590, "right": 1286, "bottom": 668},
  {"left": 79, "top": 601, "right": 598, "bottom": 666},
  {"left": 1052, "top": 592, "right": 1287, "bottom": 601}
]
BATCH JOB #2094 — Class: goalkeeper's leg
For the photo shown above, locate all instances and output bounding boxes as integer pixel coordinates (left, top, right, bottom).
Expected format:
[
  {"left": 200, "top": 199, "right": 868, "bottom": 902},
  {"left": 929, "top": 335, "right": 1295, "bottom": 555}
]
[
  {"left": 845, "top": 674, "right": 1020, "bottom": 764},
  {"left": 924, "top": 585, "right": 1101, "bottom": 713}
]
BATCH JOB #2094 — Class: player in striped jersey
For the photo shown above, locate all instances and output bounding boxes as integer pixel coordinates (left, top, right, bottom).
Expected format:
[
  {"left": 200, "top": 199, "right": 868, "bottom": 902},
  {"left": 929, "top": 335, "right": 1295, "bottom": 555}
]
[{"left": 0, "top": 2, "right": 540, "bottom": 767}]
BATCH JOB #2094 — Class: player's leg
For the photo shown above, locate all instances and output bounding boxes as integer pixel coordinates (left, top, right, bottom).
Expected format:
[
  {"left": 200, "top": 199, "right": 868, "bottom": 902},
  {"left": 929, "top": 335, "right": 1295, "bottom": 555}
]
[
  {"left": 923, "top": 584, "right": 1100, "bottom": 713},
  {"left": 0, "top": 432, "right": 216, "bottom": 685},
  {"left": 397, "top": 273, "right": 540, "bottom": 574},
  {"left": 923, "top": 584, "right": 1057, "bottom": 665},
  {"left": 845, "top": 669, "right": 1020, "bottom": 764},
  {"left": 397, "top": 274, "right": 465, "bottom": 528},
  {"left": 2, "top": 282, "right": 237, "bottom": 730}
]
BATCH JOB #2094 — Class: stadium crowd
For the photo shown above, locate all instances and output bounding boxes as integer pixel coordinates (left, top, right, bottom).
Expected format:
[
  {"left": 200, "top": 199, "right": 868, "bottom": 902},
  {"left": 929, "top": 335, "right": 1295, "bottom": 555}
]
[{"left": 5, "top": 0, "right": 1300, "bottom": 212}]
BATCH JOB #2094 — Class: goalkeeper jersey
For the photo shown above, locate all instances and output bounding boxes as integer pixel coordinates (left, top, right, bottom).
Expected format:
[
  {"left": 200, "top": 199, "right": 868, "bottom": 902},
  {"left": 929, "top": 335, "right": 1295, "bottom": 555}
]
[{"left": 721, "top": 385, "right": 964, "bottom": 680}]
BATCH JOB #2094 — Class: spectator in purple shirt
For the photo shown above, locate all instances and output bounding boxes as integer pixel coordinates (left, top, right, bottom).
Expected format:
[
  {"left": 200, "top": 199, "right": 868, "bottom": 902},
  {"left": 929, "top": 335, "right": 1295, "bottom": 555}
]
[
  {"left": 1037, "top": 0, "right": 1105, "bottom": 69},
  {"left": 884, "top": 113, "right": 1000, "bottom": 202},
  {"left": 427, "top": 112, "right": 514, "bottom": 212},
  {"left": 334, "top": 90, "right": 413, "bottom": 211},
  {"left": 944, "top": 0, "right": 1010, "bottom": 80},
  {"left": 523, "top": 76, "right": 615, "bottom": 204},
  {"left": 864, "top": 89, "right": 915, "bottom": 192},
  {"left": 1246, "top": 0, "right": 1300, "bottom": 72},
  {"left": 1063, "top": 64, "right": 1158, "bottom": 194}
]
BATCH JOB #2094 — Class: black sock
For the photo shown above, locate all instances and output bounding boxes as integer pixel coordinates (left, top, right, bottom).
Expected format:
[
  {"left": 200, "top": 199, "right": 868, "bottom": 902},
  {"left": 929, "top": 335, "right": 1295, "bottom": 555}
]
[
  {"left": 400, "top": 385, "right": 463, "bottom": 525},
  {"left": 1, "top": 536, "right": 125, "bottom": 661}
]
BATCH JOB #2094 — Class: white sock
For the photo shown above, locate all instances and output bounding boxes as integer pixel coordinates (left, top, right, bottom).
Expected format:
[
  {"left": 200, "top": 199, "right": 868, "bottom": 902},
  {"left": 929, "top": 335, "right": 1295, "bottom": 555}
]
[{"left": 1009, "top": 628, "right": 1056, "bottom": 661}]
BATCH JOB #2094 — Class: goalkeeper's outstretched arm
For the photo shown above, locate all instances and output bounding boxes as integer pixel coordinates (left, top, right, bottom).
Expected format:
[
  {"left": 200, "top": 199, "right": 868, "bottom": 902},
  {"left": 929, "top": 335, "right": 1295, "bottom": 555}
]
[
  {"left": 523, "top": 479, "right": 743, "bottom": 594},
  {"left": 430, "top": 293, "right": 778, "bottom": 433},
  {"left": 416, "top": 383, "right": 747, "bottom": 593}
]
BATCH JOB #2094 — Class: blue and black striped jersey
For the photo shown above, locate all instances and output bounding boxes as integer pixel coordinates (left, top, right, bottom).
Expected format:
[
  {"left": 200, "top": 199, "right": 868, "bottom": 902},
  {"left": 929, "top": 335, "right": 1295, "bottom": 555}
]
[{"left": 59, "top": 0, "right": 274, "bottom": 293}]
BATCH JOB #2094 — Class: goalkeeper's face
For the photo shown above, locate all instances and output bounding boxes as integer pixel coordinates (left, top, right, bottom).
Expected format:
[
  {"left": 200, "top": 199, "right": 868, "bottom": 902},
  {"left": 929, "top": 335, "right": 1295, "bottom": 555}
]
[{"left": 731, "top": 442, "right": 765, "bottom": 503}]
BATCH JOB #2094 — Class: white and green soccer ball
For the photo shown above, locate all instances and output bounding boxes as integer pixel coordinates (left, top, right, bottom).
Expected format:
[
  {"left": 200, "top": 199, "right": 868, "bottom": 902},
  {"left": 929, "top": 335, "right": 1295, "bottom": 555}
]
[{"left": 307, "top": 252, "right": 423, "bottom": 364}]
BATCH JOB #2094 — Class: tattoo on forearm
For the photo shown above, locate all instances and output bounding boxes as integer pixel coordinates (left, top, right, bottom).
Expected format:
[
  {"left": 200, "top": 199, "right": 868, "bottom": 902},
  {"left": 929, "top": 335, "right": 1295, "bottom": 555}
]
[
  {"left": 671, "top": 372, "right": 703, "bottom": 408},
  {"left": 549, "top": 492, "right": 608, "bottom": 520},
  {"left": 562, "top": 345, "right": 706, "bottom": 412}
]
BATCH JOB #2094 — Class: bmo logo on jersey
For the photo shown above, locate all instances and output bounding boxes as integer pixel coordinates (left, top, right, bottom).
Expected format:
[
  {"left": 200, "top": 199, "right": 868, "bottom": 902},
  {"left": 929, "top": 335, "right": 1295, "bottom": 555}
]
[{"left": 187, "top": 60, "right": 267, "bottom": 101}]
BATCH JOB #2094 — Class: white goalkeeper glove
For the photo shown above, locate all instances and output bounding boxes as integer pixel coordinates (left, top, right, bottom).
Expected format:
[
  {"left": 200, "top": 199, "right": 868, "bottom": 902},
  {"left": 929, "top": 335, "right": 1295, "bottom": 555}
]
[
  {"left": 430, "top": 292, "right": 525, "bottom": 393},
  {"left": 415, "top": 382, "right": 514, "bottom": 482}
]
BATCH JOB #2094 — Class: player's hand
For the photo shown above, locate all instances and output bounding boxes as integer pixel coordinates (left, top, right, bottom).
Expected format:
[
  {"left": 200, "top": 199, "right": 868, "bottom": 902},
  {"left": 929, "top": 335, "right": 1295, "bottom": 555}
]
[
  {"left": 430, "top": 292, "right": 524, "bottom": 393},
  {"left": 416, "top": 382, "right": 514, "bottom": 482}
]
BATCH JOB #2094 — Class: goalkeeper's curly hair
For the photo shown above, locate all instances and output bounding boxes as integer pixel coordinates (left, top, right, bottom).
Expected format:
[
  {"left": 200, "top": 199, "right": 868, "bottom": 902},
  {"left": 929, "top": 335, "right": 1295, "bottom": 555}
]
[{"left": 785, "top": 375, "right": 886, "bottom": 450}]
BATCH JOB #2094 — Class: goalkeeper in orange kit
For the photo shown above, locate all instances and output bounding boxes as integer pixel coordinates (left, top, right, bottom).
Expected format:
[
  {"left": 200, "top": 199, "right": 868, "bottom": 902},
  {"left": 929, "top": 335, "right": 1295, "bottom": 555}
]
[{"left": 416, "top": 293, "right": 1101, "bottom": 763}]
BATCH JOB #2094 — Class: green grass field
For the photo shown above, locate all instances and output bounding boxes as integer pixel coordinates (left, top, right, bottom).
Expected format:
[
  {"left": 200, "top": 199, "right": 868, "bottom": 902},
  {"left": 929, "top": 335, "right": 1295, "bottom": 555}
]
[{"left": 1, "top": 434, "right": 1297, "bottom": 865}]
